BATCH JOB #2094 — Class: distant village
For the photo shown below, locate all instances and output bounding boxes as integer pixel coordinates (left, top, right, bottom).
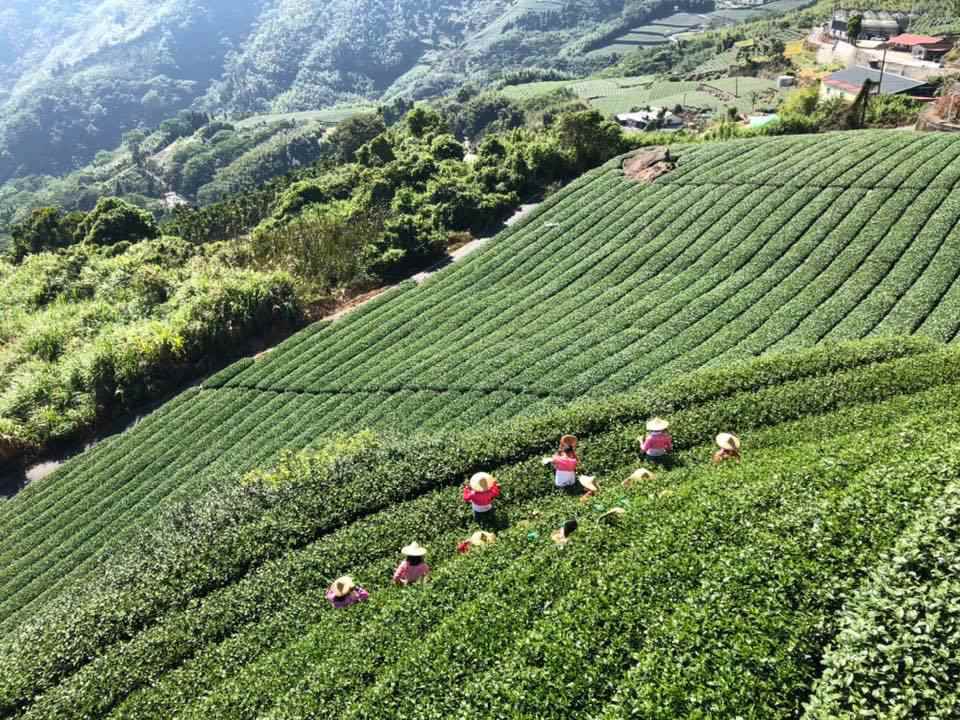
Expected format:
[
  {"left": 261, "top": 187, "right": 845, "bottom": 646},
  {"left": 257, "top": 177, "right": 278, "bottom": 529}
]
[
  {"left": 614, "top": 4, "right": 957, "bottom": 134},
  {"left": 817, "top": 8, "right": 952, "bottom": 95}
]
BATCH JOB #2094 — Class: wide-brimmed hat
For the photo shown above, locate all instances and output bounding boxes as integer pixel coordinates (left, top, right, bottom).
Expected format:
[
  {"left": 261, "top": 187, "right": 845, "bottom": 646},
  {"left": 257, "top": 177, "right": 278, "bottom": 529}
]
[
  {"left": 578, "top": 475, "right": 598, "bottom": 493},
  {"left": 627, "top": 468, "right": 655, "bottom": 483},
  {"left": 401, "top": 542, "right": 427, "bottom": 557},
  {"left": 646, "top": 417, "right": 670, "bottom": 432},
  {"left": 469, "top": 472, "right": 496, "bottom": 492},
  {"left": 329, "top": 575, "right": 355, "bottom": 598},
  {"left": 598, "top": 507, "right": 626, "bottom": 525},
  {"left": 716, "top": 432, "right": 741, "bottom": 451},
  {"left": 469, "top": 530, "right": 496, "bottom": 546},
  {"left": 560, "top": 434, "right": 578, "bottom": 448}
]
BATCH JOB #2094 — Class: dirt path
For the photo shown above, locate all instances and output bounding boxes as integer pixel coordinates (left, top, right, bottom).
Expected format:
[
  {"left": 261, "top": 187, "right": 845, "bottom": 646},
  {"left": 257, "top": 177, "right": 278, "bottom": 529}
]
[{"left": 333, "top": 202, "right": 539, "bottom": 315}]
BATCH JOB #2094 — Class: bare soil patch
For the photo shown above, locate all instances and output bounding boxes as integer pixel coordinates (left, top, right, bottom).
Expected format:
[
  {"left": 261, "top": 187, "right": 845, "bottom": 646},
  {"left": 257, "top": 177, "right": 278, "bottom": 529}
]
[{"left": 623, "top": 147, "right": 676, "bottom": 183}]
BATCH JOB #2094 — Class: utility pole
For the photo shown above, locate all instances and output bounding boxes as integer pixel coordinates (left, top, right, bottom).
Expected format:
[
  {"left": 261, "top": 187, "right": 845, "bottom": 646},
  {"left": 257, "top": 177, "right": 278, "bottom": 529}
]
[{"left": 876, "top": 41, "right": 889, "bottom": 97}]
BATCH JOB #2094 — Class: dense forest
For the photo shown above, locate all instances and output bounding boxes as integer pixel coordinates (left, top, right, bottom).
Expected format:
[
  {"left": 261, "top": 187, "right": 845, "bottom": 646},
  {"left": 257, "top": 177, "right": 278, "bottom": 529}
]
[{"left": 0, "top": 0, "right": 715, "bottom": 186}]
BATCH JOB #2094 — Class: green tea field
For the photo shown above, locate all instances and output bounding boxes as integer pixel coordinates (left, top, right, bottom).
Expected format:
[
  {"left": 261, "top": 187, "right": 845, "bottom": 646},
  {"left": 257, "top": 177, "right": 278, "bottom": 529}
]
[
  {"left": 503, "top": 75, "right": 783, "bottom": 115},
  {"left": 589, "top": 0, "right": 814, "bottom": 57},
  {"left": 3, "top": 130, "right": 960, "bottom": 719}
]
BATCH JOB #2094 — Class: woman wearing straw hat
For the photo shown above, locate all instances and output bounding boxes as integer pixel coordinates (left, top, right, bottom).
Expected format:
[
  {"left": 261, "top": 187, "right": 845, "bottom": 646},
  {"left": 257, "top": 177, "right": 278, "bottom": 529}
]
[
  {"left": 550, "top": 434, "right": 580, "bottom": 492},
  {"left": 326, "top": 576, "right": 370, "bottom": 609},
  {"left": 457, "top": 530, "right": 496, "bottom": 554},
  {"left": 393, "top": 542, "right": 430, "bottom": 585},
  {"left": 578, "top": 475, "right": 598, "bottom": 504},
  {"left": 713, "top": 433, "right": 741, "bottom": 465},
  {"left": 641, "top": 417, "right": 673, "bottom": 465},
  {"left": 463, "top": 472, "right": 501, "bottom": 527},
  {"left": 624, "top": 468, "right": 655, "bottom": 488}
]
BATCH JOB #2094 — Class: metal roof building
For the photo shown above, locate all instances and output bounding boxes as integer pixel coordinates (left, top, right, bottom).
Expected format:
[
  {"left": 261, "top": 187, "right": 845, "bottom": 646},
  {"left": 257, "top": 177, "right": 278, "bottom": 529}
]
[
  {"left": 830, "top": 9, "right": 908, "bottom": 40},
  {"left": 821, "top": 66, "right": 929, "bottom": 98}
]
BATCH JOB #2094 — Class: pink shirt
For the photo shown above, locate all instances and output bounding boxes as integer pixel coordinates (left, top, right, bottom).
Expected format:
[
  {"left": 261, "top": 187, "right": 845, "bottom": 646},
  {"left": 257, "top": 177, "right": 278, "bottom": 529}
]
[
  {"left": 326, "top": 587, "right": 369, "bottom": 609},
  {"left": 393, "top": 560, "right": 430, "bottom": 585},
  {"left": 552, "top": 455, "right": 578, "bottom": 472},
  {"left": 642, "top": 431, "right": 673, "bottom": 456}
]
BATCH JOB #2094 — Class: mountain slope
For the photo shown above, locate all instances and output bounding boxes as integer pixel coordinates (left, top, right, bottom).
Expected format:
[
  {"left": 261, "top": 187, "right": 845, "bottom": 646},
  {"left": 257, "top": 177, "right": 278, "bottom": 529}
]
[
  {"left": 3, "top": 338, "right": 960, "bottom": 718},
  {"left": 4, "top": 129, "right": 960, "bottom": 634},
  {"left": 1, "top": 0, "right": 697, "bottom": 183},
  {"left": 0, "top": 132, "right": 960, "bottom": 629},
  {"left": 0, "top": 0, "right": 261, "bottom": 180}
]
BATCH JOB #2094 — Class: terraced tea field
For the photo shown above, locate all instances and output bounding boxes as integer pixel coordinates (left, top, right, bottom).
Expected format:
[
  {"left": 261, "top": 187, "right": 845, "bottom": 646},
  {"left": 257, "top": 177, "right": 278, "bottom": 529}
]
[
  {"left": 233, "top": 105, "right": 377, "bottom": 129},
  {"left": 4, "top": 130, "right": 960, "bottom": 718},
  {"left": 504, "top": 75, "right": 781, "bottom": 115},
  {"left": 589, "top": 0, "right": 815, "bottom": 57},
  {"left": 3, "top": 338, "right": 960, "bottom": 720},
  {"left": 500, "top": 75, "right": 655, "bottom": 102}
]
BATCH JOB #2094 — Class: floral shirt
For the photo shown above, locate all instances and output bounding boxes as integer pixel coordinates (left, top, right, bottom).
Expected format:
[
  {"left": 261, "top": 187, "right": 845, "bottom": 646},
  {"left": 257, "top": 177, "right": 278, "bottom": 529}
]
[
  {"left": 393, "top": 560, "right": 430, "bottom": 585},
  {"left": 642, "top": 431, "right": 673, "bottom": 456},
  {"left": 326, "top": 587, "right": 369, "bottom": 609}
]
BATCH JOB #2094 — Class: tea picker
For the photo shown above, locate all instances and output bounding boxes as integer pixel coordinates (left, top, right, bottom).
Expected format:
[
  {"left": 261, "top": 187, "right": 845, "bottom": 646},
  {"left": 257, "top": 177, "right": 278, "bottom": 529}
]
[
  {"left": 712, "top": 433, "right": 741, "bottom": 464},
  {"left": 547, "top": 434, "right": 580, "bottom": 491},
  {"left": 326, "top": 576, "right": 370, "bottom": 609},
  {"left": 462, "top": 472, "right": 501, "bottom": 527},
  {"left": 640, "top": 417, "right": 673, "bottom": 463},
  {"left": 457, "top": 530, "right": 496, "bottom": 554},
  {"left": 393, "top": 542, "right": 430, "bottom": 585}
]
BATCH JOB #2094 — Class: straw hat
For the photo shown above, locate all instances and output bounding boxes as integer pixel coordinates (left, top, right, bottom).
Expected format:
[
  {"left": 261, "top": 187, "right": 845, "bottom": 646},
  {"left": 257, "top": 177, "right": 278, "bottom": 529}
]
[
  {"left": 329, "top": 575, "right": 355, "bottom": 598},
  {"left": 627, "top": 468, "right": 655, "bottom": 483},
  {"left": 716, "top": 433, "right": 741, "bottom": 451},
  {"left": 560, "top": 434, "right": 578, "bottom": 448},
  {"left": 469, "top": 530, "right": 496, "bottom": 546},
  {"left": 646, "top": 417, "right": 670, "bottom": 432},
  {"left": 598, "top": 507, "right": 626, "bottom": 525},
  {"left": 578, "top": 475, "right": 598, "bottom": 493},
  {"left": 401, "top": 542, "right": 427, "bottom": 557},
  {"left": 469, "top": 472, "right": 496, "bottom": 492}
]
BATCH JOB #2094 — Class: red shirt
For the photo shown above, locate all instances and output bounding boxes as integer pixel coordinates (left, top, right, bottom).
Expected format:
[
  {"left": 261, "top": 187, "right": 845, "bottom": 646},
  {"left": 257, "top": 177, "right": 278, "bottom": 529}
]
[{"left": 463, "top": 483, "right": 501, "bottom": 508}]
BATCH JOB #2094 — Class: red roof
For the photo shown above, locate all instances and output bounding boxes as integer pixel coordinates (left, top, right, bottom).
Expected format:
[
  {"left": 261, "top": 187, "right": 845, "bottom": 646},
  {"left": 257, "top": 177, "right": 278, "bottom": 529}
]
[{"left": 888, "top": 33, "right": 944, "bottom": 46}]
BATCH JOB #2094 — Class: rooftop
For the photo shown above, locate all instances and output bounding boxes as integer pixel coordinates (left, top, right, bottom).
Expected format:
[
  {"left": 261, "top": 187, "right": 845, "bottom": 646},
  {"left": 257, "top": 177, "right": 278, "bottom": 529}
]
[
  {"left": 888, "top": 33, "right": 944, "bottom": 46},
  {"left": 823, "top": 65, "right": 927, "bottom": 95},
  {"left": 616, "top": 110, "right": 680, "bottom": 122}
]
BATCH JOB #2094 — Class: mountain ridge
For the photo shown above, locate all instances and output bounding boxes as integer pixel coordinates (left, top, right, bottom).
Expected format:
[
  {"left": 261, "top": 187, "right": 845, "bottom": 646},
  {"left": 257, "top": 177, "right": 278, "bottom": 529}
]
[{"left": 0, "top": 0, "right": 708, "bottom": 183}]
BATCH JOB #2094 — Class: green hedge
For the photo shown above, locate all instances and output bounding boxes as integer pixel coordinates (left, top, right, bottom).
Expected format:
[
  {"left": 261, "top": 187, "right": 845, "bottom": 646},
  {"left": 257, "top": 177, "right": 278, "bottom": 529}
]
[{"left": 804, "top": 482, "right": 960, "bottom": 720}]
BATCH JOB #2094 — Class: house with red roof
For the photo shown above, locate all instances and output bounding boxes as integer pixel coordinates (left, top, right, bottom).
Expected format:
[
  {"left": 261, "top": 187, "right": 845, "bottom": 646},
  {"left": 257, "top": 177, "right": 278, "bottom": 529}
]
[{"left": 887, "top": 33, "right": 954, "bottom": 62}]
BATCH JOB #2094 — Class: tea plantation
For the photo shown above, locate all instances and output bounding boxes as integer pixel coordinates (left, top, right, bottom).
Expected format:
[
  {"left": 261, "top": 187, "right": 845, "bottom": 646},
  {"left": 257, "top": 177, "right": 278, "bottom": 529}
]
[{"left": 2, "top": 130, "right": 960, "bottom": 718}]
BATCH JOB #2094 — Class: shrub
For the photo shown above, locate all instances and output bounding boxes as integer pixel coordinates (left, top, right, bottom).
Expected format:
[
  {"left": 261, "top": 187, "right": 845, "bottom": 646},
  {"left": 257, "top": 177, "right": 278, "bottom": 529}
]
[{"left": 76, "top": 197, "right": 160, "bottom": 246}]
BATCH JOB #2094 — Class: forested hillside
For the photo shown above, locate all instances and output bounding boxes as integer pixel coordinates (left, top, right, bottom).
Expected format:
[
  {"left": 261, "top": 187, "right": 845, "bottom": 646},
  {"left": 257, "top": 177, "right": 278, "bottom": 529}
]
[
  {"left": 0, "top": 0, "right": 260, "bottom": 181},
  {"left": 0, "top": 0, "right": 705, "bottom": 185}
]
